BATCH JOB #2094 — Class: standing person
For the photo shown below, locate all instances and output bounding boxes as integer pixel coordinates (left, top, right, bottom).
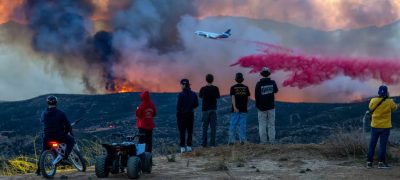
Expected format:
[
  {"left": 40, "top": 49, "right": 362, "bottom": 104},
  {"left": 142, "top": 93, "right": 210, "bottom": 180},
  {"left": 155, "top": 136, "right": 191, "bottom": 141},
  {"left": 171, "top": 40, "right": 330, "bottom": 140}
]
[
  {"left": 36, "top": 96, "right": 75, "bottom": 175},
  {"left": 367, "top": 85, "right": 397, "bottom": 169},
  {"left": 229, "top": 73, "right": 250, "bottom": 145},
  {"left": 136, "top": 91, "right": 157, "bottom": 153},
  {"left": 199, "top": 74, "right": 220, "bottom": 147},
  {"left": 255, "top": 67, "right": 279, "bottom": 144},
  {"left": 177, "top": 79, "right": 199, "bottom": 153}
]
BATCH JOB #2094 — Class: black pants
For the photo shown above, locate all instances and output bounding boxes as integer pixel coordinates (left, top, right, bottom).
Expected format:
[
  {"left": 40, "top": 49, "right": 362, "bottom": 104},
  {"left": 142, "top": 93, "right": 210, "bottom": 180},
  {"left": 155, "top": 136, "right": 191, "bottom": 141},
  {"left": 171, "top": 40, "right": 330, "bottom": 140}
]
[
  {"left": 138, "top": 128, "right": 153, "bottom": 153},
  {"left": 177, "top": 112, "right": 194, "bottom": 147},
  {"left": 202, "top": 110, "right": 217, "bottom": 147}
]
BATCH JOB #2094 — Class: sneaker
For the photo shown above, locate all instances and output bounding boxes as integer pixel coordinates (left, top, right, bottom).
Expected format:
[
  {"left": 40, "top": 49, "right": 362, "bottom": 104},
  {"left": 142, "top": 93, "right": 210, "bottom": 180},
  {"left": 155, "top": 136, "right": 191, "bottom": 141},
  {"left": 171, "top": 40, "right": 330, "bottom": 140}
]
[
  {"left": 366, "top": 162, "right": 373, "bottom": 169},
  {"left": 180, "top": 147, "right": 186, "bottom": 153},
  {"left": 378, "top": 162, "right": 390, "bottom": 169},
  {"left": 228, "top": 142, "right": 234, "bottom": 146},
  {"left": 186, "top": 146, "right": 192, "bottom": 152}
]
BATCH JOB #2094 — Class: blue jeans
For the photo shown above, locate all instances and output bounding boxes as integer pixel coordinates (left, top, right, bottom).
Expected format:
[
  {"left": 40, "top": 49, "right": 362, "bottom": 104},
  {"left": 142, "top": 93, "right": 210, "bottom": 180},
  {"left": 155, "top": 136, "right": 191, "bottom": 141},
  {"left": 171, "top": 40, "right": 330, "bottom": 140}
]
[
  {"left": 367, "top": 128, "right": 390, "bottom": 162},
  {"left": 229, "top": 112, "right": 247, "bottom": 143}
]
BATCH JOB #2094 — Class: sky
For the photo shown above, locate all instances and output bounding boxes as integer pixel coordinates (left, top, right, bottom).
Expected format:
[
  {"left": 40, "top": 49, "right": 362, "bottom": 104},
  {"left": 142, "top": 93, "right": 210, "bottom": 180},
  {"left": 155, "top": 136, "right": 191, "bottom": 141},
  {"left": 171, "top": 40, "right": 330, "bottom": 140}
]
[{"left": 1, "top": 0, "right": 400, "bottom": 102}]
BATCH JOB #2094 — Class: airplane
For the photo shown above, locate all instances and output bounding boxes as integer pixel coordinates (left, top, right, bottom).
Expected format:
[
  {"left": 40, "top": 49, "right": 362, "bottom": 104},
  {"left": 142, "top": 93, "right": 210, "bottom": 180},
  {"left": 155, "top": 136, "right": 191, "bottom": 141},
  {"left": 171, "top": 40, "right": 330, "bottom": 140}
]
[{"left": 194, "top": 29, "right": 231, "bottom": 39}]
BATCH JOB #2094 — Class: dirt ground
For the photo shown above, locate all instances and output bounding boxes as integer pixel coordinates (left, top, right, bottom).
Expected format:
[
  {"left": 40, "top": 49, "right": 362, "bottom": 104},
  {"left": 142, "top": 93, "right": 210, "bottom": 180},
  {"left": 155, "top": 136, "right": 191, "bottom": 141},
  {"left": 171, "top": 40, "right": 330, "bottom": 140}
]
[{"left": 3, "top": 144, "right": 400, "bottom": 180}]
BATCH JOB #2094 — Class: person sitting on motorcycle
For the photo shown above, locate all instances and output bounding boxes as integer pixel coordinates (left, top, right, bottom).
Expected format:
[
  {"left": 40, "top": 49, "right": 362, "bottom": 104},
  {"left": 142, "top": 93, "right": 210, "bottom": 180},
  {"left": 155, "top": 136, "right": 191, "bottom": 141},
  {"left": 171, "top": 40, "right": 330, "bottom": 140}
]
[{"left": 36, "top": 96, "right": 75, "bottom": 175}]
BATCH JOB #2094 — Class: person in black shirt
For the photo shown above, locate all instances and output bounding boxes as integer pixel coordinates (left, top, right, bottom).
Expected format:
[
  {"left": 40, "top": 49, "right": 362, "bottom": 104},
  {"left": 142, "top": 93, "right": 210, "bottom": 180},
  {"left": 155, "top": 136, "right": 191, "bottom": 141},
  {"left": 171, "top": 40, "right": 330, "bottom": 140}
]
[
  {"left": 177, "top": 79, "right": 199, "bottom": 153},
  {"left": 228, "top": 73, "right": 250, "bottom": 145},
  {"left": 255, "top": 67, "right": 278, "bottom": 144},
  {"left": 199, "top": 74, "right": 220, "bottom": 147}
]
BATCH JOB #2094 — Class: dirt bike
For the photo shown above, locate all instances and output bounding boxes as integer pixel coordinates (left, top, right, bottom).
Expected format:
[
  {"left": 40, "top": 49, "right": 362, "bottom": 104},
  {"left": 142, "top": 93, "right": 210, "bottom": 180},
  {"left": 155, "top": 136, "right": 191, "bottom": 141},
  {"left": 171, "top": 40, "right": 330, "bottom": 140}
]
[
  {"left": 95, "top": 133, "right": 152, "bottom": 179},
  {"left": 39, "top": 119, "right": 86, "bottom": 178}
]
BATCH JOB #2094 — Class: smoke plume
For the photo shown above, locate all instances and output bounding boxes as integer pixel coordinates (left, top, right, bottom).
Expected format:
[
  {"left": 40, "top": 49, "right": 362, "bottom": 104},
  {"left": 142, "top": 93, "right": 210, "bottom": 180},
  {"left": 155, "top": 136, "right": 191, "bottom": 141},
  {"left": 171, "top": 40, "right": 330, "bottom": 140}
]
[{"left": 232, "top": 45, "right": 400, "bottom": 88}]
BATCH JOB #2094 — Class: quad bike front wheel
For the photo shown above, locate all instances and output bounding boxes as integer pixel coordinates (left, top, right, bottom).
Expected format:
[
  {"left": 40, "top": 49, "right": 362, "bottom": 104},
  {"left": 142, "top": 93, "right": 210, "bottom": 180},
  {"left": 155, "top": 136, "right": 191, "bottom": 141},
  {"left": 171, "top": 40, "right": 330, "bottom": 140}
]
[
  {"left": 95, "top": 155, "right": 110, "bottom": 178},
  {"left": 39, "top": 150, "right": 57, "bottom": 179},
  {"left": 127, "top": 156, "right": 141, "bottom": 179}
]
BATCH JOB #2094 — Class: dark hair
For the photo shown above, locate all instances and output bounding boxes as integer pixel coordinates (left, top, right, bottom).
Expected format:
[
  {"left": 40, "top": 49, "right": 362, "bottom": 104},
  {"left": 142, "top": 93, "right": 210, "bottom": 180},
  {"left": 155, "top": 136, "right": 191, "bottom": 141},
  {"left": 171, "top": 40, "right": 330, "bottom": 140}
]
[
  {"left": 235, "top": 73, "right": 244, "bottom": 83},
  {"left": 206, "top": 74, "right": 214, "bottom": 83}
]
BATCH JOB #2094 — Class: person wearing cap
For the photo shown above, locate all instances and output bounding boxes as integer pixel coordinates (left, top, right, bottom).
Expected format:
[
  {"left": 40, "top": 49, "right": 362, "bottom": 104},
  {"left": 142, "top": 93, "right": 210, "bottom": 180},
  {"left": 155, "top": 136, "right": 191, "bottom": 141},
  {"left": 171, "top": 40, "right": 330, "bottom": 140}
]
[
  {"left": 229, "top": 73, "right": 250, "bottom": 145},
  {"left": 199, "top": 74, "right": 220, "bottom": 147},
  {"left": 177, "top": 79, "right": 199, "bottom": 153},
  {"left": 255, "top": 67, "right": 279, "bottom": 144},
  {"left": 367, "top": 85, "right": 397, "bottom": 169},
  {"left": 36, "top": 96, "right": 75, "bottom": 175}
]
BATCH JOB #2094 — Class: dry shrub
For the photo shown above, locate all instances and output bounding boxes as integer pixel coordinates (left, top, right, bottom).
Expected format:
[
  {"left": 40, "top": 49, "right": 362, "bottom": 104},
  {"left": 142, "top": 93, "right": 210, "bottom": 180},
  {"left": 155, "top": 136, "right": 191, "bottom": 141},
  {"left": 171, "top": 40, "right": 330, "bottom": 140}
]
[
  {"left": 0, "top": 156, "right": 36, "bottom": 176},
  {"left": 204, "top": 157, "right": 228, "bottom": 171},
  {"left": 324, "top": 129, "right": 368, "bottom": 158}
]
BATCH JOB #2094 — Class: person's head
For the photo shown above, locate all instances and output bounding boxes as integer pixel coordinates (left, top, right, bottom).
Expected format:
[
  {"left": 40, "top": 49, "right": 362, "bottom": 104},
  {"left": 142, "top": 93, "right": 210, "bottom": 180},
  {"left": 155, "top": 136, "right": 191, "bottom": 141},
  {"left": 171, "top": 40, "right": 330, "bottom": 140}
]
[
  {"left": 140, "top": 91, "right": 150, "bottom": 102},
  {"left": 378, "top": 85, "right": 389, "bottom": 97},
  {"left": 180, "top": 79, "right": 190, "bottom": 89},
  {"left": 46, "top": 95, "right": 58, "bottom": 108},
  {"left": 260, "top": 67, "right": 271, "bottom": 77},
  {"left": 206, "top": 74, "right": 214, "bottom": 84},
  {"left": 235, "top": 72, "right": 244, "bottom": 83}
]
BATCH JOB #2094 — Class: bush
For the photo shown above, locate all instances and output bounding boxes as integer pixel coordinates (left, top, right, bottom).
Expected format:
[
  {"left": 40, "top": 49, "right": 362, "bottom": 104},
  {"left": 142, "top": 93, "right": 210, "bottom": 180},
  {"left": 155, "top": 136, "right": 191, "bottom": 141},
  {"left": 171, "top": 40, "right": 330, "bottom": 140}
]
[{"left": 324, "top": 129, "right": 368, "bottom": 158}]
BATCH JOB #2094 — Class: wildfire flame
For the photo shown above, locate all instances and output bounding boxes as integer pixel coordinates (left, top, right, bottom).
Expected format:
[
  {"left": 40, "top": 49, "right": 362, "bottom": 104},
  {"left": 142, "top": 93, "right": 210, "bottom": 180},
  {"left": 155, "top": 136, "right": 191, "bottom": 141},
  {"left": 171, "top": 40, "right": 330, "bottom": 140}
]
[{"left": 108, "top": 80, "right": 137, "bottom": 93}]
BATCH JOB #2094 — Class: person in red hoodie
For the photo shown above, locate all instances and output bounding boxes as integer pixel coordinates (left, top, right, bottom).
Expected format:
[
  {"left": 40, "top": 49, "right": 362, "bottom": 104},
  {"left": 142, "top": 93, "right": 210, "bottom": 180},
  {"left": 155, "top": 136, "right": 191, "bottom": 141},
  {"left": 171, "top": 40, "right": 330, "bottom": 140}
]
[{"left": 136, "top": 91, "right": 157, "bottom": 153}]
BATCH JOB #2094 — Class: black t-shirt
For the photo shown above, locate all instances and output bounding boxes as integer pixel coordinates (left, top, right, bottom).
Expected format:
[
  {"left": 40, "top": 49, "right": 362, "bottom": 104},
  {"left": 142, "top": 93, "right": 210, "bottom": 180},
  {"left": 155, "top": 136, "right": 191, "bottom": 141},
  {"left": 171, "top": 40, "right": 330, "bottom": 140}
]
[
  {"left": 199, "top": 85, "right": 220, "bottom": 111},
  {"left": 230, "top": 83, "right": 250, "bottom": 113}
]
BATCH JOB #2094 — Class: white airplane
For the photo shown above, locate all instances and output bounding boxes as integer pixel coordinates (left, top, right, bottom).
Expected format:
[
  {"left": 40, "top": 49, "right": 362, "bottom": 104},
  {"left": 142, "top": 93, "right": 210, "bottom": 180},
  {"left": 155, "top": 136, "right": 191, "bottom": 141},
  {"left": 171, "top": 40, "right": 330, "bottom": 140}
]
[{"left": 194, "top": 29, "right": 231, "bottom": 39}]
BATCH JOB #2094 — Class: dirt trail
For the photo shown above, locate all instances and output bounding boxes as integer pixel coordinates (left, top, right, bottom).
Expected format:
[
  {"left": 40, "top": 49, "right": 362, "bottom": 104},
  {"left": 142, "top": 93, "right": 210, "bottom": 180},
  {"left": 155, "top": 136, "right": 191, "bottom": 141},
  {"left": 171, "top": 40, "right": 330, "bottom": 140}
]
[{"left": 3, "top": 144, "right": 400, "bottom": 180}]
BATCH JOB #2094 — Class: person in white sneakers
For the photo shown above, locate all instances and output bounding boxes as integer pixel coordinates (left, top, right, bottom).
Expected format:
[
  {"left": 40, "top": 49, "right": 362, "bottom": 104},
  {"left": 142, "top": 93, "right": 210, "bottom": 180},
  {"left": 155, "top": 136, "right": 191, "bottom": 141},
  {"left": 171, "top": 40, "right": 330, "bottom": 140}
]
[
  {"left": 176, "top": 79, "right": 199, "bottom": 153},
  {"left": 255, "top": 67, "right": 278, "bottom": 144}
]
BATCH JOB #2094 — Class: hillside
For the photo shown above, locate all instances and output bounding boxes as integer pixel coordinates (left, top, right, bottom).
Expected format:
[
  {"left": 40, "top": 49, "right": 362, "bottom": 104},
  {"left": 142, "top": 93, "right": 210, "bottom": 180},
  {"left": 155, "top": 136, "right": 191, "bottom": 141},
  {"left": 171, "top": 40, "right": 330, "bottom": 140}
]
[{"left": 1, "top": 93, "right": 400, "bottom": 159}]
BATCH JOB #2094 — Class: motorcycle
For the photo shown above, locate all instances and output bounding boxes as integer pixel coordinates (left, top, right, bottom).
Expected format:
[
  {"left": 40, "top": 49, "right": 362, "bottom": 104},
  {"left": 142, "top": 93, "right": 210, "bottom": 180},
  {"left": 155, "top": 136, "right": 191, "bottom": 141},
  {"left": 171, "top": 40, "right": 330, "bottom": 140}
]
[{"left": 38, "top": 119, "right": 86, "bottom": 178}]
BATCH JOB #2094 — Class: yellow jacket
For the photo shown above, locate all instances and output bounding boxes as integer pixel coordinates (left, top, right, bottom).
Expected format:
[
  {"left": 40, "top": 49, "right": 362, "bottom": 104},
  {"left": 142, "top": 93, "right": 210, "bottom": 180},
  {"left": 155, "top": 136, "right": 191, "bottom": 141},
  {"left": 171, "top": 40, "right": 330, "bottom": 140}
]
[{"left": 369, "top": 97, "right": 397, "bottom": 128}]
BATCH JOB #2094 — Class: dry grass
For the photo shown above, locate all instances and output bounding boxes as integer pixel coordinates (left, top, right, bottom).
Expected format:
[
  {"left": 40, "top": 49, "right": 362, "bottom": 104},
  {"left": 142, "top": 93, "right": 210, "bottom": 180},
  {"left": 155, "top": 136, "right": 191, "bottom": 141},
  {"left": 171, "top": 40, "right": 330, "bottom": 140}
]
[
  {"left": 0, "top": 156, "right": 36, "bottom": 176},
  {"left": 324, "top": 129, "right": 368, "bottom": 158}
]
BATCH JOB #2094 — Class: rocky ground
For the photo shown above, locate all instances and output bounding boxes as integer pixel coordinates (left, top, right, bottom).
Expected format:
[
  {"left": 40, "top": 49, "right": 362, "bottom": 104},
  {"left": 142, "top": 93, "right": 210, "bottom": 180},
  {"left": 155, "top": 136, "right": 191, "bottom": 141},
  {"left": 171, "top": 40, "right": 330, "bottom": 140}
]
[{"left": 3, "top": 143, "right": 400, "bottom": 180}]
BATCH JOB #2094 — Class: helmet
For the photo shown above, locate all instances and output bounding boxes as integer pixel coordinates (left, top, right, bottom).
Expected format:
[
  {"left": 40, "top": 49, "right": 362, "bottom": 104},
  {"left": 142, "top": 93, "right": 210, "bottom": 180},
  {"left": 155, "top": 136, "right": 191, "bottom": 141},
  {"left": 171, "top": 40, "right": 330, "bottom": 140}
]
[{"left": 46, "top": 96, "right": 58, "bottom": 106}]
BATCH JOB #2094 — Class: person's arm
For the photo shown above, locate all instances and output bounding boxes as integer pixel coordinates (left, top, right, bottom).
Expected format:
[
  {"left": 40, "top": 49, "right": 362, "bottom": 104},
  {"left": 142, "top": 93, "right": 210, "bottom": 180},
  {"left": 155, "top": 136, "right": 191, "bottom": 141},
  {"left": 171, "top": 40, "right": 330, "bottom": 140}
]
[
  {"left": 199, "top": 87, "right": 203, "bottom": 99},
  {"left": 232, "top": 95, "right": 239, "bottom": 112},
  {"left": 193, "top": 93, "right": 199, "bottom": 109},
  {"left": 136, "top": 105, "right": 143, "bottom": 118},
  {"left": 273, "top": 81, "right": 278, "bottom": 93},
  {"left": 255, "top": 83, "right": 260, "bottom": 101},
  {"left": 177, "top": 94, "right": 183, "bottom": 113},
  {"left": 369, "top": 98, "right": 375, "bottom": 111},
  {"left": 63, "top": 113, "right": 72, "bottom": 134},
  {"left": 216, "top": 87, "right": 220, "bottom": 99},
  {"left": 391, "top": 99, "right": 398, "bottom": 111}
]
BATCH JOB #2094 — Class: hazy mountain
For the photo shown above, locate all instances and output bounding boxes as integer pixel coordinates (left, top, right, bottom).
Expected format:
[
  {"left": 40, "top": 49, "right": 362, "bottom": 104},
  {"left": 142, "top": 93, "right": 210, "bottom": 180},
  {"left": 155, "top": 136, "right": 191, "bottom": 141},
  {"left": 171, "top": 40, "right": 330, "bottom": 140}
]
[{"left": 1, "top": 93, "right": 399, "bottom": 158}]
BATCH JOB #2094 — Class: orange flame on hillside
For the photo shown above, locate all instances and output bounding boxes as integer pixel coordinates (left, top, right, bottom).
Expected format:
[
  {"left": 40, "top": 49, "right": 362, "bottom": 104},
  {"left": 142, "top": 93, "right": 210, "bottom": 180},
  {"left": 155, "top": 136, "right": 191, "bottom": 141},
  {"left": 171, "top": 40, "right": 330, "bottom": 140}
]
[{"left": 108, "top": 80, "right": 137, "bottom": 93}]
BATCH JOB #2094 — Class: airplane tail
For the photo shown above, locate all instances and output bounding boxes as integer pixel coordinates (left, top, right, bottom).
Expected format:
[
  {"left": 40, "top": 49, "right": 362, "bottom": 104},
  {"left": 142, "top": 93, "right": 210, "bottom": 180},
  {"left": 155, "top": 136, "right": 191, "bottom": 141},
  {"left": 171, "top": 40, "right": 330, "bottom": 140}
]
[{"left": 224, "top": 29, "right": 231, "bottom": 35}]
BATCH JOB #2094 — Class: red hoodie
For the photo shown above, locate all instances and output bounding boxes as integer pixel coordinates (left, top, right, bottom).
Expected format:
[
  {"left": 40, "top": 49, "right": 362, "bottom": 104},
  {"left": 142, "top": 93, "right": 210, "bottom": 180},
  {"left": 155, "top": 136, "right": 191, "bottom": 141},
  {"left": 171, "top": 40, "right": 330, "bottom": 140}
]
[{"left": 136, "top": 91, "right": 157, "bottom": 130}]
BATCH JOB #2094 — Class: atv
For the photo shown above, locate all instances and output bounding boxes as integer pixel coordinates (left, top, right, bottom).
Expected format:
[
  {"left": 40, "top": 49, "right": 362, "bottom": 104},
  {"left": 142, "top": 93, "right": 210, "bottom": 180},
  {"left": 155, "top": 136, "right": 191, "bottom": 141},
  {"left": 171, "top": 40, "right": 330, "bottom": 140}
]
[{"left": 95, "top": 133, "right": 152, "bottom": 179}]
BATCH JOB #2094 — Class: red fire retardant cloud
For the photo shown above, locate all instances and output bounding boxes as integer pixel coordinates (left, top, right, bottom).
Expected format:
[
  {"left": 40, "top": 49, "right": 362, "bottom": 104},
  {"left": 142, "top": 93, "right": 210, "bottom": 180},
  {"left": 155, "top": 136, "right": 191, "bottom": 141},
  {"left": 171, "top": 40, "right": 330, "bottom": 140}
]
[{"left": 231, "top": 44, "right": 400, "bottom": 88}]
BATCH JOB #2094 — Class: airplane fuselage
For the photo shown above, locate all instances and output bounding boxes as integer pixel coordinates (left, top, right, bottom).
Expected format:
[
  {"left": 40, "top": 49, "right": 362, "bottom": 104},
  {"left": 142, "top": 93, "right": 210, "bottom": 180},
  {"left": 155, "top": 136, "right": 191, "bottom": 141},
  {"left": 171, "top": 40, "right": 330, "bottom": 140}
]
[{"left": 194, "top": 29, "right": 231, "bottom": 39}]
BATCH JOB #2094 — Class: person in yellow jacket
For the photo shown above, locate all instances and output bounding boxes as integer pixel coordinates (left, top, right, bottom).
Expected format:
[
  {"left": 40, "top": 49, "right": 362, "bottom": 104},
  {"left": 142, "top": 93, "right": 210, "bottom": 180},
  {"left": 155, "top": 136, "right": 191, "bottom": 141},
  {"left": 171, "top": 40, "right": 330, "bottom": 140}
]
[{"left": 367, "top": 85, "right": 397, "bottom": 169}]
